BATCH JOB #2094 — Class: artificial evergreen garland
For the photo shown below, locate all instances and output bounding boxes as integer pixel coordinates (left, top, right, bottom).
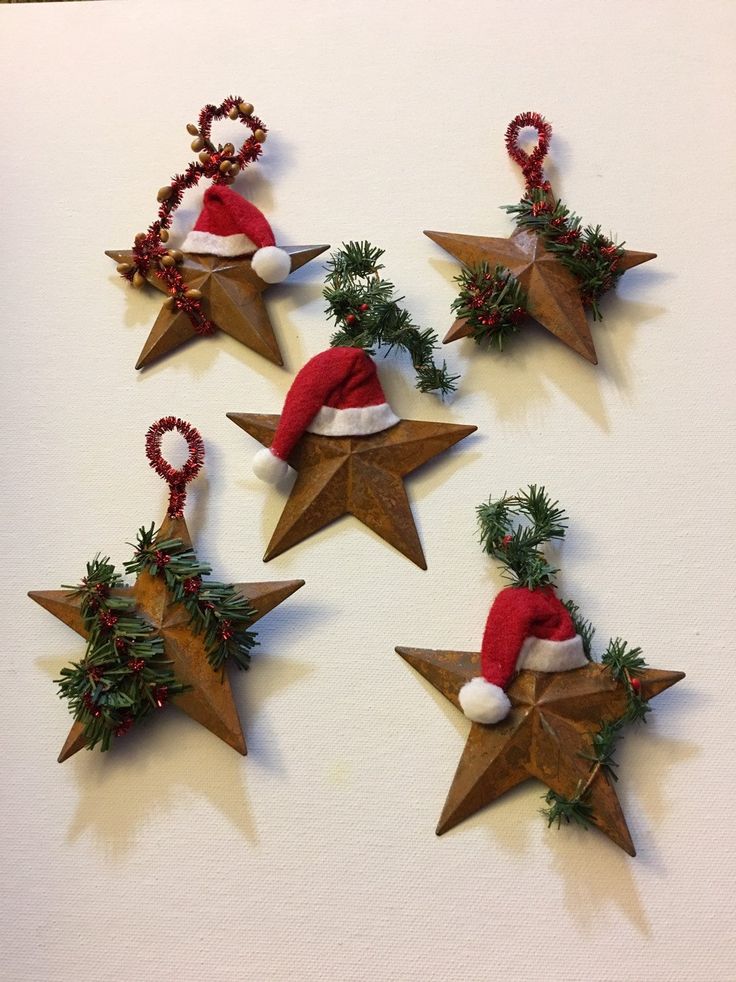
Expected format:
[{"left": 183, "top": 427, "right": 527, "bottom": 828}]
[
  {"left": 125, "top": 524, "right": 258, "bottom": 673},
  {"left": 324, "top": 241, "right": 458, "bottom": 395},
  {"left": 55, "top": 557, "right": 186, "bottom": 751},
  {"left": 477, "top": 486, "right": 653, "bottom": 832},
  {"left": 452, "top": 112, "right": 626, "bottom": 347}
]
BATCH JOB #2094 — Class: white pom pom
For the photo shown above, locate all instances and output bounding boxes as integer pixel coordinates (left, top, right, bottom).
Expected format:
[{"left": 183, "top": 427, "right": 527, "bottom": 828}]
[
  {"left": 458, "top": 677, "right": 511, "bottom": 724},
  {"left": 251, "top": 246, "right": 291, "bottom": 284},
  {"left": 253, "top": 447, "right": 291, "bottom": 484}
]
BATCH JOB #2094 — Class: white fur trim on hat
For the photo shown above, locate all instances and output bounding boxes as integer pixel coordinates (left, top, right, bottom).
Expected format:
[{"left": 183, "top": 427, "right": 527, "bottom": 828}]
[
  {"left": 251, "top": 246, "right": 292, "bottom": 284},
  {"left": 253, "top": 447, "right": 292, "bottom": 484},
  {"left": 516, "top": 634, "right": 587, "bottom": 673},
  {"left": 458, "top": 677, "right": 512, "bottom": 725},
  {"left": 307, "top": 402, "right": 400, "bottom": 437},
  {"left": 181, "top": 230, "right": 258, "bottom": 257}
]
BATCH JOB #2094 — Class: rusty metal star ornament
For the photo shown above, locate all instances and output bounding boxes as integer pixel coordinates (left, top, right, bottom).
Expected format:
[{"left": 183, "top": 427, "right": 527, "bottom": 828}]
[
  {"left": 106, "top": 246, "right": 329, "bottom": 369},
  {"left": 426, "top": 111, "right": 655, "bottom": 364},
  {"left": 30, "top": 513, "right": 303, "bottom": 761},
  {"left": 29, "top": 417, "right": 304, "bottom": 761},
  {"left": 425, "top": 229, "right": 655, "bottom": 364},
  {"left": 396, "top": 647, "right": 684, "bottom": 855},
  {"left": 227, "top": 413, "right": 477, "bottom": 569}
]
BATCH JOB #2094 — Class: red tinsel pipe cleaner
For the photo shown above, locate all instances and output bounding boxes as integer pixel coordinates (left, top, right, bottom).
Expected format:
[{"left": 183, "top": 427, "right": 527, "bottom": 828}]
[
  {"left": 145, "top": 417, "right": 205, "bottom": 518},
  {"left": 504, "top": 112, "right": 553, "bottom": 194}
]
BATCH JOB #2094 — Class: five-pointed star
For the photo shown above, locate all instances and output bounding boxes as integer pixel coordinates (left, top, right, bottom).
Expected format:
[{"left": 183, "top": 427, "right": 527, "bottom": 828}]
[
  {"left": 29, "top": 513, "right": 304, "bottom": 762},
  {"left": 227, "top": 414, "right": 477, "bottom": 569},
  {"left": 106, "top": 245, "right": 329, "bottom": 369},
  {"left": 396, "top": 646, "right": 684, "bottom": 854},
  {"left": 425, "top": 227, "right": 656, "bottom": 364}
]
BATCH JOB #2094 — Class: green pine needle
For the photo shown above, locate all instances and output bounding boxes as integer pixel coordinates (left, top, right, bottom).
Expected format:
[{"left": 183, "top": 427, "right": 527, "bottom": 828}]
[{"left": 324, "top": 241, "right": 458, "bottom": 396}]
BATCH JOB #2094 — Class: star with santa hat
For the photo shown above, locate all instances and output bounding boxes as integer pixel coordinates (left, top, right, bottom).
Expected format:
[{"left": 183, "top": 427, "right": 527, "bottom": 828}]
[
  {"left": 228, "top": 346, "right": 476, "bottom": 568},
  {"left": 397, "top": 583, "right": 683, "bottom": 854},
  {"left": 107, "top": 186, "right": 328, "bottom": 369}
]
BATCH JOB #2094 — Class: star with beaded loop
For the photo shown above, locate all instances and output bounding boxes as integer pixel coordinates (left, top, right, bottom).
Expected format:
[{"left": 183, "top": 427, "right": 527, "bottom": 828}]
[
  {"left": 396, "top": 646, "right": 684, "bottom": 854},
  {"left": 106, "top": 246, "right": 329, "bottom": 369},
  {"left": 30, "top": 511, "right": 304, "bottom": 761},
  {"left": 227, "top": 413, "right": 477, "bottom": 569}
]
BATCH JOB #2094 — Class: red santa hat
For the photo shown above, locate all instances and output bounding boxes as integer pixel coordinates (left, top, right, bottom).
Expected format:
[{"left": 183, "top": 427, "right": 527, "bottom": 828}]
[
  {"left": 253, "top": 347, "right": 400, "bottom": 483},
  {"left": 458, "top": 585, "right": 587, "bottom": 724},
  {"left": 181, "top": 185, "right": 291, "bottom": 283}
]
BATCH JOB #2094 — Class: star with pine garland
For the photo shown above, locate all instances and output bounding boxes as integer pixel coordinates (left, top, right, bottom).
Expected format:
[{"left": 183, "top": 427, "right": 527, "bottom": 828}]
[
  {"left": 31, "top": 512, "right": 303, "bottom": 761},
  {"left": 228, "top": 412, "right": 475, "bottom": 569},
  {"left": 106, "top": 245, "right": 328, "bottom": 369},
  {"left": 396, "top": 647, "right": 683, "bottom": 854},
  {"left": 426, "top": 112, "right": 655, "bottom": 364}
]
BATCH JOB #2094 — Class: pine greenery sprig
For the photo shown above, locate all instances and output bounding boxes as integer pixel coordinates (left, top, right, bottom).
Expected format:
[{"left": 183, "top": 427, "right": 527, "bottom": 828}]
[
  {"left": 505, "top": 190, "right": 625, "bottom": 320},
  {"left": 476, "top": 485, "right": 568, "bottom": 589},
  {"left": 542, "top": 785, "right": 594, "bottom": 829},
  {"left": 56, "top": 557, "right": 186, "bottom": 751},
  {"left": 324, "top": 241, "right": 458, "bottom": 396},
  {"left": 125, "top": 524, "right": 258, "bottom": 672},
  {"left": 451, "top": 264, "right": 528, "bottom": 349},
  {"left": 562, "top": 599, "right": 595, "bottom": 661}
]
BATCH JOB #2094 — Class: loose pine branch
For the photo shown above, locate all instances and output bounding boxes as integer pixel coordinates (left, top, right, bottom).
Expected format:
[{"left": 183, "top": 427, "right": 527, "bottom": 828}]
[
  {"left": 562, "top": 599, "right": 595, "bottom": 661},
  {"left": 476, "top": 485, "right": 568, "bottom": 589},
  {"left": 125, "top": 524, "right": 258, "bottom": 672},
  {"left": 324, "top": 241, "right": 458, "bottom": 396},
  {"left": 505, "top": 190, "right": 624, "bottom": 320},
  {"left": 56, "top": 557, "right": 186, "bottom": 751},
  {"left": 451, "top": 264, "right": 528, "bottom": 349}
]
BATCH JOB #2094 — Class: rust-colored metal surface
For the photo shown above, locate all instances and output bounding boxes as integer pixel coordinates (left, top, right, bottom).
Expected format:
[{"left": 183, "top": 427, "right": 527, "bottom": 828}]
[
  {"left": 105, "top": 246, "right": 329, "bottom": 369},
  {"left": 424, "top": 227, "right": 656, "bottom": 364},
  {"left": 29, "top": 513, "right": 304, "bottom": 761},
  {"left": 396, "top": 646, "right": 684, "bottom": 855},
  {"left": 227, "top": 414, "right": 477, "bottom": 569}
]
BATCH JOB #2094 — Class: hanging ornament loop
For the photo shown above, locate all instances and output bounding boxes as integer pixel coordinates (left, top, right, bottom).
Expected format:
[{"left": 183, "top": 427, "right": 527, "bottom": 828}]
[
  {"left": 145, "top": 417, "right": 205, "bottom": 518},
  {"left": 505, "top": 112, "right": 553, "bottom": 194}
]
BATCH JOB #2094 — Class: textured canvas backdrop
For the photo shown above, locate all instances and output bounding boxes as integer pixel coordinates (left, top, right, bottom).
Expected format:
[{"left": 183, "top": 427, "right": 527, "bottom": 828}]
[{"left": 2, "top": 1, "right": 734, "bottom": 979}]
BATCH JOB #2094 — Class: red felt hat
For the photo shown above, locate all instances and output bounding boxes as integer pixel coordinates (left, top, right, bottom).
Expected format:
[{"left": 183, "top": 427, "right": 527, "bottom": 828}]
[
  {"left": 458, "top": 585, "right": 587, "bottom": 724},
  {"left": 182, "top": 186, "right": 291, "bottom": 283},
  {"left": 253, "top": 347, "right": 399, "bottom": 483}
]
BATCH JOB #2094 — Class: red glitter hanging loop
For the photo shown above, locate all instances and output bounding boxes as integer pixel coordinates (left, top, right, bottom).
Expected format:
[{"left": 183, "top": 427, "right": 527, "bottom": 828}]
[
  {"left": 505, "top": 112, "right": 553, "bottom": 193},
  {"left": 145, "top": 417, "right": 205, "bottom": 518}
]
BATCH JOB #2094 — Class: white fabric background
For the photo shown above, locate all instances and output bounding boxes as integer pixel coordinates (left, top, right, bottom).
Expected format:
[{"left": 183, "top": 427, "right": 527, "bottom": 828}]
[{"left": 2, "top": 1, "right": 734, "bottom": 980}]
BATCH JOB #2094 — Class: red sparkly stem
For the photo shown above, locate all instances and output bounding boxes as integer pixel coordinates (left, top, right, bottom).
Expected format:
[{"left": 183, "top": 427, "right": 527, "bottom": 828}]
[
  {"left": 145, "top": 417, "right": 205, "bottom": 518},
  {"left": 505, "top": 112, "right": 553, "bottom": 194},
  {"left": 126, "top": 96, "right": 267, "bottom": 338}
]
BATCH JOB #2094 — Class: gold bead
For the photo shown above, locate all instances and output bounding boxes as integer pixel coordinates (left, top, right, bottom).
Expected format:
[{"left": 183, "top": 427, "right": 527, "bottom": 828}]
[
  {"left": 185, "top": 288, "right": 202, "bottom": 300},
  {"left": 199, "top": 151, "right": 211, "bottom": 165},
  {"left": 159, "top": 228, "right": 170, "bottom": 243},
  {"left": 191, "top": 137, "right": 204, "bottom": 152},
  {"left": 239, "top": 102, "right": 254, "bottom": 115},
  {"left": 230, "top": 163, "right": 240, "bottom": 178},
  {"left": 132, "top": 271, "right": 145, "bottom": 288},
  {"left": 186, "top": 123, "right": 199, "bottom": 136},
  {"left": 164, "top": 295, "right": 177, "bottom": 309},
  {"left": 157, "top": 186, "right": 173, "bottom": 202},
  {"left": 254, "top": 128, "right": 266, "bottom": 143},
  {"left": 116, "top": 263, "right": 132, "bottom": 274},
  {"left": 219, "top": 160, "right": 231, "bottom": 173},
  {"left": 223, "top": 142, "right": 235, "bottom": 157},
  {"left": 170, "top": 250, "right": 183, "bottom": 262},
  {"left": 161, "top": 254, "right": 175, "bottom": 267},
  {"left": 228, "top": 106, "right": 239, "bottom": 120},
  {"left": 134, "top": 232, "right": 146, "bottom": 243}
]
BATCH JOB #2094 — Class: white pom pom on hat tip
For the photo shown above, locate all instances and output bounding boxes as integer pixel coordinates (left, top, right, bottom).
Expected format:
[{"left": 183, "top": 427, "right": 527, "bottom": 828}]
[
  {"left": 251, "top": 246, "right": 291, "bottom": 284},
  {"left": 458, "top": 677, "right": 511, "bottom": 725},
  {"left": 253, "top": 447, "right": 291, "bottom": 484}
]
